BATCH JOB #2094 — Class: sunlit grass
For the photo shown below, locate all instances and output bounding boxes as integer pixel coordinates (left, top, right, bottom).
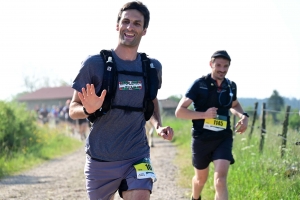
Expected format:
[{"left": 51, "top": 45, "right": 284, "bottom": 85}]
[
  {"left": 165, "top": 116, "right": 300, "bottom": 200},
  {"left": 0, "top": 124, "right": 83, "bottom": 179}
]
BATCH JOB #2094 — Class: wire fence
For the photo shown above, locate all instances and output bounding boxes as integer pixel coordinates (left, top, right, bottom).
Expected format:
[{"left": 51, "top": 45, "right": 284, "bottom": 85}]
[
  {"left": 232, "top": 102, "right": 300, "bottom": 157},
  {"left": 262, "top": 108, "right": 299, "bottom": 114}
]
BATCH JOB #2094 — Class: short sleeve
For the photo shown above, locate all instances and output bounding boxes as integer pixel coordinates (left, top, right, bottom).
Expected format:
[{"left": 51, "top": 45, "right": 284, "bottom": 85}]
[
  {"left": 150, "top": 58, "right": 162, "bottom": 89},
  {"left": 185, "top": 78, "right": 202, "bottom": 101},
  {"left": 72, "top": 55, "right": 104, "bottom": 94},
  {"left": 231, "top": 81, "right": 237, "bottom": 101}
]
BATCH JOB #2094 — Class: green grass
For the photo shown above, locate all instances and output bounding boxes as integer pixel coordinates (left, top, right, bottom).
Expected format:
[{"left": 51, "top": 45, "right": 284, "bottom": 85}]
[
  {"left": 164, "top": 116, "right": 300, "bottom": 200},
  {"left": 0, "top": 125, "right": 83, "bottom": 179}
]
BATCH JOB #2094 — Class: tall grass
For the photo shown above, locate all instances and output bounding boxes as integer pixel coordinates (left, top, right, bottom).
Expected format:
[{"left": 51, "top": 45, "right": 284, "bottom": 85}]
[
  {"left": 0, "top": 100, "right": 83, "bottom": 179},
  {"left": 164, "top": 116, "right": 300, "bottom": 200},
  {"left": 0, "top": 125, "right": 83, "bottom": 179}
]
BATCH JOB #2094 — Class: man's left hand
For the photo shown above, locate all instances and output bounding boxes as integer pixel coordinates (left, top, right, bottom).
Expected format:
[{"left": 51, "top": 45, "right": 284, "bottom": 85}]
[
  {"left": 157, "top": 126, "right": 174, "bottom": 140},
  {"left": 235, "top": 117, "right": 248, "bottom": 134}
]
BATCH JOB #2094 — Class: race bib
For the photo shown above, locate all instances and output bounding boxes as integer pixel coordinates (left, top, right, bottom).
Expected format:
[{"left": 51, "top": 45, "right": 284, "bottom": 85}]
[
  {"left": 133, "top": 158, "right": 157, "bottom": 182},
  {"left": 203, "top": 115, "right": 227, "bottom": 131}
]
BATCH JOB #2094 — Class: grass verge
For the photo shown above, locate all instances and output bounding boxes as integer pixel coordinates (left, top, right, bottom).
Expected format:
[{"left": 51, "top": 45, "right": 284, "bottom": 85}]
[
  {"left": 165, "top": 116, "right": 300, "bottom": 200},
  {"left": 0, "top": 125, "right": 83, "bottom": 179}
]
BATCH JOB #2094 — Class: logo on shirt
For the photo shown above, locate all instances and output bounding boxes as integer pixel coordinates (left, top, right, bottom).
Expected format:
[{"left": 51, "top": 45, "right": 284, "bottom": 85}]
[{"left": 119, "top": 81, "right": 142, "bottom": 90}]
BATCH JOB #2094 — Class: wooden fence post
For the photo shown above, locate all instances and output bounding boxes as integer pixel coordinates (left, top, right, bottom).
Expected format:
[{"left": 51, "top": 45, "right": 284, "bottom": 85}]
[
  {"left": 248, "top": 102, "right": 258, "bottom": 141},
  {"left": 259, "top": 103, "right": 266, "bottom": 153},
  {"left": 281, "top": 106, "right": 291, "bottom": 158}
]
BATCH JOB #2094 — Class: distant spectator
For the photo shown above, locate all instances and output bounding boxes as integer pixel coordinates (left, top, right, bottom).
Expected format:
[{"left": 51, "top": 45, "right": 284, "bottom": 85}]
[
  {"left": 61, "top": 99, "right": 75, "bottom": 133},
  {"left": 50, "top": 105, "right": 60, "bottom": 125},
  {"left": 78, "top": 118, "right": 89, "bottom": 140},
  {"left": 39, "top": 104, "right": 49, "bottom": 124}
]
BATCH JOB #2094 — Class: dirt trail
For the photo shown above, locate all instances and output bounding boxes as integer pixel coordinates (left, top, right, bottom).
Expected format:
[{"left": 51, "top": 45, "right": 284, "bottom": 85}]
[{"left": 0, "top": 137, "right": 190, "bottom": 200}]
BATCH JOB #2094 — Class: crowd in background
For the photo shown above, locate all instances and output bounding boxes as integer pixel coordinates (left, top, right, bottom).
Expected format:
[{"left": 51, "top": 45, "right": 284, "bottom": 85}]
[{"left": 33, "top": 99, "right": 89, "bottom": 140}]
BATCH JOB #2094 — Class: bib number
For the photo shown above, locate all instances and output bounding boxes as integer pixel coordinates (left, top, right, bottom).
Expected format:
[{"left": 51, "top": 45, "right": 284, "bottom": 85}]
[
  {"left": 133, "top": 158, "right": 157, "bottom": 182},
  {"left": 203, "top": 115, "right": 227, "bottom": 131}
]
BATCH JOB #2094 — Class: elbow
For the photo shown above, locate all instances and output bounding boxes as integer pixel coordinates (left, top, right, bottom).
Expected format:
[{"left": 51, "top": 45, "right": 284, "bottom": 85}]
[
  {"left": 175, "top": 108, "right": 181, "bottom": 118},
  {"left": 68, "top": 109, "right": 76, "bottom": 120}
]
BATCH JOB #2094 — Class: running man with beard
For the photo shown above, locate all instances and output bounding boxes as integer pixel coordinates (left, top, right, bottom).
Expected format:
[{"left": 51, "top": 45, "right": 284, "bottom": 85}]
[{"left": 175, "top": 50, "right": 249, "bottom": 200}]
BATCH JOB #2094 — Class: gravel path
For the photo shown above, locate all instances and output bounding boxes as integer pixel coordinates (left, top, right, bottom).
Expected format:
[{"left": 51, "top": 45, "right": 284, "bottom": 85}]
[{"left": 0, "top": 137, "right": 190, "bottom": 200}]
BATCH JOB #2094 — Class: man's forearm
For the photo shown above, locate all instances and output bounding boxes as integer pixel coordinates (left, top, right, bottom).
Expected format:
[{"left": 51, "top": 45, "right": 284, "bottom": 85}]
[
  {"left": 150, "top": 98, "right": 162, "bottom": 129},
  {"left": 69, "top": 102, "right": 89, "bottom": 119},
  {"left": 230, "top": 101, "right": 244, "bottom": 118}
]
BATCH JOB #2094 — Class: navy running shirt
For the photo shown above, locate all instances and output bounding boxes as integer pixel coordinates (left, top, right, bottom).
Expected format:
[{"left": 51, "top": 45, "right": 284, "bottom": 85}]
[{"left": 185, "top": 74, "right": 237, "bottom": 132}]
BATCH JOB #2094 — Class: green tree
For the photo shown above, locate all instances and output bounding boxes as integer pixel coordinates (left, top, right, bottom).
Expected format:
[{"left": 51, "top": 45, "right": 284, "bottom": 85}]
[
  {"left": 267, "top": 90, "right": 284, "bottom": 123},
  {"left": 289, "top": 109, "right": 300, "bottom": 131},
  {"left": 23, "top": 74, "right": 71, "bottom": 93},
  {"left": 167, "top": 95, "right": 182, "bottom": 103}
]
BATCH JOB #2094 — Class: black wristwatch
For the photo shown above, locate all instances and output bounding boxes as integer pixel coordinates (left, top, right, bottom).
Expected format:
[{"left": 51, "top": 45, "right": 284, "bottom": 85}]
[
  {"left": 242, "top": 112, "right": 249, "bottom": 118},
  {"left": 83, "top": 107, "right": 93, "bottom": 116}
]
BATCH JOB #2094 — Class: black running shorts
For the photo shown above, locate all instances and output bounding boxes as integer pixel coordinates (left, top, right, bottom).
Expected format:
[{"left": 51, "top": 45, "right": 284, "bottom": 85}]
[{"left": 192, "top": 136, "right": 235, "bottom": 170}]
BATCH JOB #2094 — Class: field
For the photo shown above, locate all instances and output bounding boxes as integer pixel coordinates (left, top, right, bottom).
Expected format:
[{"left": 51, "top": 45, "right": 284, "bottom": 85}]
[
  {"left": 165, "top": 115, "right": 300, "bottom": 200},
  {"left": 1, "top": 100, "right": 299, "bottom": 199}
]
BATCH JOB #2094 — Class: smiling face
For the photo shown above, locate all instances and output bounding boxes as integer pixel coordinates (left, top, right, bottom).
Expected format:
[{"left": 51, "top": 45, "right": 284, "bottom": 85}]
[
  {"left": 210, "top": 57, "right": 230, "bottom": 81},
  {"left": 116, "top": 9, "right": 147, "bottom": 48}
]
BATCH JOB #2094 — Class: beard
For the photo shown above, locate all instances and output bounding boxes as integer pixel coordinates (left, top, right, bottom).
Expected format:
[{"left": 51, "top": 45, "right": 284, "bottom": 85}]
[{"left": 214, "top": 71, "right": 226, "bottom": 80}]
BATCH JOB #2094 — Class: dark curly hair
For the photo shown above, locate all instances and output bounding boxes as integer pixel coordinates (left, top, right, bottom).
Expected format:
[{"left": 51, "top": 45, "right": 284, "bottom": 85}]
[{"left": 117, "top": 1, "right": 150, "bottom": 29}]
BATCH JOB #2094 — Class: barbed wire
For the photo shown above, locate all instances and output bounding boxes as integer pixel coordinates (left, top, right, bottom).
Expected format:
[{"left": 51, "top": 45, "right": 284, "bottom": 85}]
[
  {"left": 276, "top": 134, "right": 300, "bottom": 146},
  {"left": 244, "top": 108, "right": 299, "bottom": 114},
  {"left": 234, "top": 125, "right": 300, "bottom": 146},
  {"left": 261, "top": 108, "right": 300, "bottom": 114}
]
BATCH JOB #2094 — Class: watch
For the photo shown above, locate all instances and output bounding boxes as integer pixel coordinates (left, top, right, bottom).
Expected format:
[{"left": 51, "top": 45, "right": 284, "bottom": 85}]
[
  {"left": 242, "top": 112, "right": 249, "bottom": 118},
  {"left": 83, "top": 107, "right": 93, "bottom": 116}
]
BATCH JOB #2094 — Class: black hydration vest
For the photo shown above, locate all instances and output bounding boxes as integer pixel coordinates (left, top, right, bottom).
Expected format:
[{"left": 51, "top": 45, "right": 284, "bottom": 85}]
[
  {"left": 194, "top": 74, "right": 234, "bottom": 112},
  {"left": 191, "top": 74, "right": 235, "bottom": 140},
  {"left": 87, "top": 50, "right": 159, "bottom": 123}
]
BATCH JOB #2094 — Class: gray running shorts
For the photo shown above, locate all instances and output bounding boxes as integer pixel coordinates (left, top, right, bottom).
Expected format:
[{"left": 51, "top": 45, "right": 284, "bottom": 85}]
[{"left": 84, "top": 155, "right": 153, "bottom": 200}]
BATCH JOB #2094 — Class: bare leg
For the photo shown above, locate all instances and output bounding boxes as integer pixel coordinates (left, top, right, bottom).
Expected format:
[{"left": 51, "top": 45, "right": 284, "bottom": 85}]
[
  {"left": 122, "top": 189, "right": 150, "bottom": 200},
  {"left": 213, "top": 159, "right": 230, "bottom": 200},
  {"left": 192, "top": 167, "right": 209, "bottom": 199},
  {"left": 145, "top": 121, "right": 154, "bottom": 147},
  {"left": 79, "top": 122, "right": 88, "bottom": 140},
  {"left": 109, "top": 193, "right": 115, "bottom": 200}
]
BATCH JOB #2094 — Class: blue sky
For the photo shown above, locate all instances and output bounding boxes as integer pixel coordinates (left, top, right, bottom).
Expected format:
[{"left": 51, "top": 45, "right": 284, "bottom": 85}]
[{"left": 0, "top": 0, "right": 299, "bottom": 101}]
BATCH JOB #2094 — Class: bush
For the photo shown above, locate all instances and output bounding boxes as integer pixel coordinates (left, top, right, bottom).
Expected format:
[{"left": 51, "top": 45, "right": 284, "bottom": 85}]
[
  {"left": 289, "top": 110, "right": 300, "bottom": 131},
  {"left": 0, "top": 101, "right": 39, "bottom": 156}
]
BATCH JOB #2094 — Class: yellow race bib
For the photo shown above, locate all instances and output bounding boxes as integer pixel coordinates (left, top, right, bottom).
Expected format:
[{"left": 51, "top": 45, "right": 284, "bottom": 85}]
[
  {"left": 133, "top": 158, "right": 157, "bottom": 182},
  {"left": 203, "top": 115, "right": 227, "bottom": 131}
]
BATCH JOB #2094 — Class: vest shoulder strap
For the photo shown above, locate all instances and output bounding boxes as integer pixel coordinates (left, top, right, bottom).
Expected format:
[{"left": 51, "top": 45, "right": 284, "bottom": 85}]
[
  {"left": 87, "top": 50, "right": 115, "bottom": 122},
  {"left": 99, "top": 50, "right": 116, "bottom": 111},
  {"left": 140, "top": 53, "right": 159, "bottom": 100},
  {"left": 87, "top": 50, "right": 159, "bottom": 123}
]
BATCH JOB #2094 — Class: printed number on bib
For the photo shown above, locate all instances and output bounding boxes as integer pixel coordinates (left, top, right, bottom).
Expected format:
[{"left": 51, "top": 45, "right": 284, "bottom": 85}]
[
  {"left": 133, "top": 158, "right": 157, "bottom": 182},
  {"left": 203, "top": 115, "right": 227, "bottom": 131}
]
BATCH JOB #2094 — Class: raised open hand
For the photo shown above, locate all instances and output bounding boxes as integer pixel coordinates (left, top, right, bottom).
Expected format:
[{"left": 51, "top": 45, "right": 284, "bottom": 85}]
[{"left": 78, "top": 84, "right": 107, "bottom": 114}]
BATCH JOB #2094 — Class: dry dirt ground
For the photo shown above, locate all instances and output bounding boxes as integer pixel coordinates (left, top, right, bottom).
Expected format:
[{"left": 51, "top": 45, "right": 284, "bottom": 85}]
[{"left": 0, "top": 136, "right": 191, "bottom": 200}]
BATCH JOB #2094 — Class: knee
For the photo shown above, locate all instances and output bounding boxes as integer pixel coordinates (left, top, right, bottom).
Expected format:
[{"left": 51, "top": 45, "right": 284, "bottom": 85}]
[
  {"left": 193, "top": 175, "right": 207, "bottom": 187},
  {"left": 214, "top": 176, "right": 227, "bottom": 190}
]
